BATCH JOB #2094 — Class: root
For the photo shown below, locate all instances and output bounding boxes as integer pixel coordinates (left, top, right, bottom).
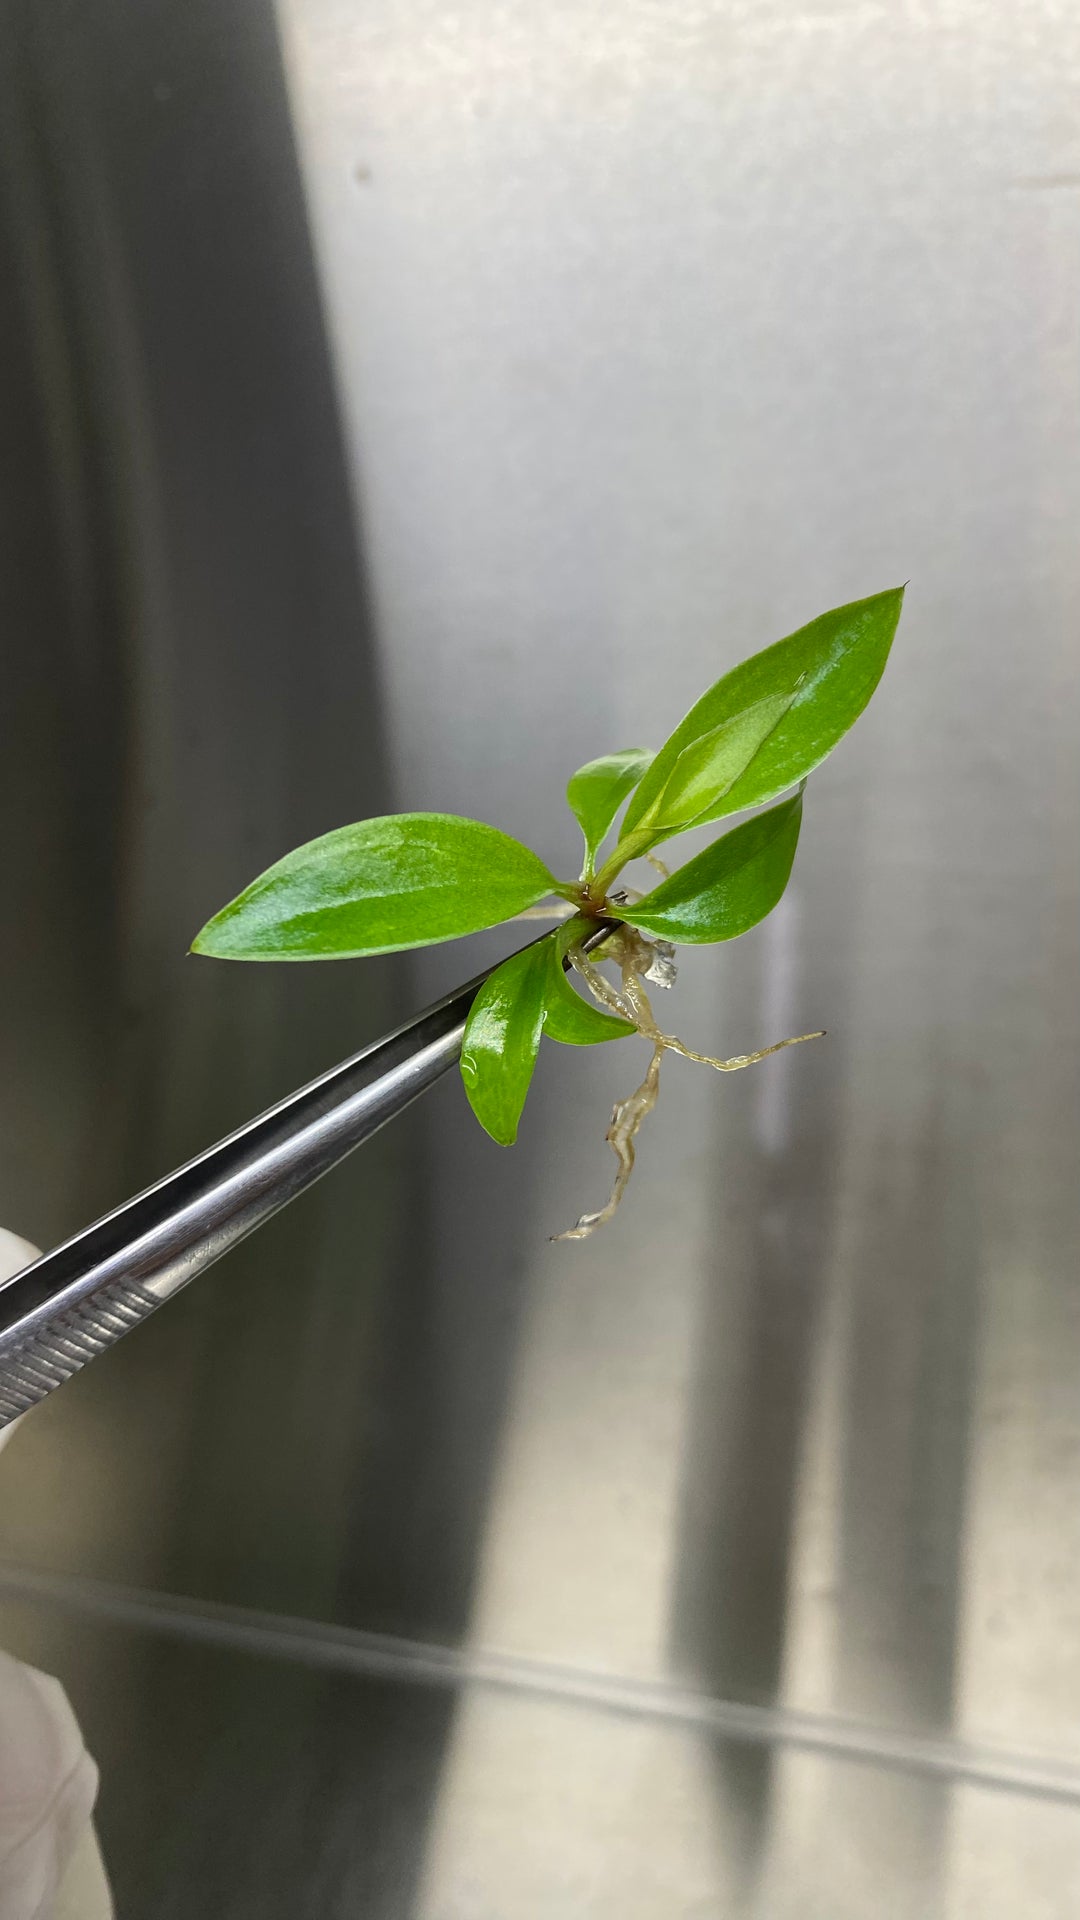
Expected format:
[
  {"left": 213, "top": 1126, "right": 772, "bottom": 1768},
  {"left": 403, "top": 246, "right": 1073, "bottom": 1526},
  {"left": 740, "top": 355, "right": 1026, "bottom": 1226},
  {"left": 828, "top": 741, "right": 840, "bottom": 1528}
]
[
  {"left": 570, "top": 933, "right": 823, "bottom": 1072},
  {"left": 619, "top": 962, "right": 823, "bottom": 1070},
  {"left": 556, "top": 928, "right": 824, "bottom": 1240},
  {"left": 552, "top": 1044, "right": 664, "bottom": 1240},
  {"left": 645, "top": 851, "right": 670, "bottom": 880},
  {"left": 568, "top": 944, "right": 637, "bottom": 1022},
  {"left": 511, "top": 901, "right": 577, "bottom": 922}
]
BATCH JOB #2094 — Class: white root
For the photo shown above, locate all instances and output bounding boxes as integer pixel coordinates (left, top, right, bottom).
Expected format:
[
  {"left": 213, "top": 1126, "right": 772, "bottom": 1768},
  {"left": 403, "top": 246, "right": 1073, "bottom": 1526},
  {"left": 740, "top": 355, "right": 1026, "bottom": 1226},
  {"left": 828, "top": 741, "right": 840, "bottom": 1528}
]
[{"left": 555, "top": 928, "right": 824, "bottom": 1240}]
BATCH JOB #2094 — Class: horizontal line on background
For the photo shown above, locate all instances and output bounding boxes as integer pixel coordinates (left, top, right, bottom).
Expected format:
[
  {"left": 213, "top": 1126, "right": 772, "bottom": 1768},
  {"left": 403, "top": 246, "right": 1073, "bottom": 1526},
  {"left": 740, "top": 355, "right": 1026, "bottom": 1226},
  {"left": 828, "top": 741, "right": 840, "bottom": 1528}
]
[{"left": 2, "top": 1561, "right": 1079, "bottom": 1807}]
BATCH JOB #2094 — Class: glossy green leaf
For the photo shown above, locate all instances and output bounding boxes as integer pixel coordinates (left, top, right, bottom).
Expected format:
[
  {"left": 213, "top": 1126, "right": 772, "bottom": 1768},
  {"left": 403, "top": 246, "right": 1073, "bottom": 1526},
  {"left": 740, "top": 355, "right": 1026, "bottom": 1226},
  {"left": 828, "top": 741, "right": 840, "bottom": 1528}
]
[
  {"left": 541, "top": 930, "right": 634, "bottom": 1045},
  {"left": 460, "top": 943, "right": 549, "bottom": 1144},
  {"left": 191, "top": 813, "right": 556, "bottom": 960},
  {"left": 620, "top": 790, "right": 803, "bottom": 945},
  {"left": 566, "top": 748, "right": 654, "bottom": 871},
  {"left": 622, "top": 588, "right": 903, "bottom": 836},
  {"left": 639, "top": 689, "right": 798, "bottom": 835}
]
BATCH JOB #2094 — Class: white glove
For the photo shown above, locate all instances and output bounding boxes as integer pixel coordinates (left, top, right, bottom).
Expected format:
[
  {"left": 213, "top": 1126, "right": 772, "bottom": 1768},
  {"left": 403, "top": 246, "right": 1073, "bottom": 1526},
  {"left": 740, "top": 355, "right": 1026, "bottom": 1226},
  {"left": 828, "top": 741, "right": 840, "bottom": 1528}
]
[{"left": 0, "top": 1231, "right": 113, "bottom": 1920}]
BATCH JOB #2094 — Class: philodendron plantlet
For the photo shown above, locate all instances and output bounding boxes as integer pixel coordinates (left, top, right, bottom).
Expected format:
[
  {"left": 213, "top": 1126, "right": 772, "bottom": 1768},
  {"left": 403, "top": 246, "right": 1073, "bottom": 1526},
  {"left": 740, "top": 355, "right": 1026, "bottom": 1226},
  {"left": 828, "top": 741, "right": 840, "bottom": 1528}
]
[{"left": 193, "top": 589, "right": 903, "bottom": 1237}]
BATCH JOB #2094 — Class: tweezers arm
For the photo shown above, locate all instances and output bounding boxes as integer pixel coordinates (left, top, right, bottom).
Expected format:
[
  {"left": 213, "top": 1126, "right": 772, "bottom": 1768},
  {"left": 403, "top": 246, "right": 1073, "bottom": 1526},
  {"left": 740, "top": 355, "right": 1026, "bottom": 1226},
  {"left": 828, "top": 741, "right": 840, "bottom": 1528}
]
[{"left": 0, "top": 969, "right": 484, "bottom": 1428}]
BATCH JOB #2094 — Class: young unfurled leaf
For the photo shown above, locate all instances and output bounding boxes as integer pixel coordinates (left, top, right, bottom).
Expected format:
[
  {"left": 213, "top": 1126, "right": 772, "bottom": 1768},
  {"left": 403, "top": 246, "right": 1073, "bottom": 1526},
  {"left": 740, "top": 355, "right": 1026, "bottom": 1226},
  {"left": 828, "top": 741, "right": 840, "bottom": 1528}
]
[
  {"left": 622, "top": 588, "right": 903, "bottom": 836},
  {"left": 191, "top": 814, "right": 556, "bottom": 960},
  {"left": 638, "top": 689, "right": 798, "bottom": 835},
  {"left": 460, "top": 942, "right": 549, "bottom": 1144},
  {"left": 566, "top": 748, "right": 654, "bottom": 873},
  {"left": 620, "top": 790, "right": 803, "bottom": 944},
  {"left": 541, "top": 931, "right": 634, "bottom": 1045}
]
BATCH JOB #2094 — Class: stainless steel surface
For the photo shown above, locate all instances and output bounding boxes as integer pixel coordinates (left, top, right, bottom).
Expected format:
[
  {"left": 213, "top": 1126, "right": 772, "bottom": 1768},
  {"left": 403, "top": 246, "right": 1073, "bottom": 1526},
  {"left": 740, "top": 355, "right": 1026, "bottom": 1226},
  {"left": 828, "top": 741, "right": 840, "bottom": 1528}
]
[
  {"left": 3, "top": 1589, "right": 1080, "bottom": 1918},
  {"left": 0, "top": 965, "right": 496, "bottom": 1426},
  {"left": 1, "top": 0, "right": 1079, "bottom": 1912}
]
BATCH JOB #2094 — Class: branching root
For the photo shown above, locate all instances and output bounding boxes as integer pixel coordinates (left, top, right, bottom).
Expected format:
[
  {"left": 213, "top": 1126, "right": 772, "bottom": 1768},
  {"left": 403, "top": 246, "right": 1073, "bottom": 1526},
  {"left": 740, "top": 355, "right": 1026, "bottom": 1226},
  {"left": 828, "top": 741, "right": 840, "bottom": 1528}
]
[{"left": 555, "top": 928, "right": 824, "bottom": 1240}]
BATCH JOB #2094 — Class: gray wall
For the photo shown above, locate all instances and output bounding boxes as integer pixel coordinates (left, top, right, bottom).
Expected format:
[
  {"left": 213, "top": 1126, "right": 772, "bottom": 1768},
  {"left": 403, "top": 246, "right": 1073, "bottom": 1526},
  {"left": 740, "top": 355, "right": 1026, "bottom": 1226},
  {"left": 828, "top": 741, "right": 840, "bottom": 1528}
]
[{"left": 1, "top": 0, "right": 1079, "bottom": 1913}]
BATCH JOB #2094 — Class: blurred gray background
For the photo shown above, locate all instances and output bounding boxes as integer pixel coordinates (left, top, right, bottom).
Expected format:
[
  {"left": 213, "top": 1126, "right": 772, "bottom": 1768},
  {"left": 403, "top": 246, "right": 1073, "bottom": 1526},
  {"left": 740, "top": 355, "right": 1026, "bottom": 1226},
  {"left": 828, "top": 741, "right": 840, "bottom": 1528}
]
[{"left": 1, "top": 0, "right": 1079, "bottom": 1912}]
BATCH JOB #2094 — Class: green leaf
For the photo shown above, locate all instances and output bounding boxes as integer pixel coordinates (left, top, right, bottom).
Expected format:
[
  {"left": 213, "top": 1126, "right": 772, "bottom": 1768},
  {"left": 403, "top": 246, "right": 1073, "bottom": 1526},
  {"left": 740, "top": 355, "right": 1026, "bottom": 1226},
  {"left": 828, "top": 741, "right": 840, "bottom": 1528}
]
[
  {"left": 620, "top": 790, "right": 803, "bottom": 945},
  {"left": 460, "top": 943, "right": 549, "bottom": 1144},
  {"left": 541, "top": 931, "right": 634, "bottom": 1045},
  {"left": 566, "top": 748, "right": 654, "bottom": 871},
  {"left": 622, "top": 588, "right": 903, "bottom": 835},
  {"left": 191, "top": 813, "right": 556, "bottom": 960},
  {"left": 639, "top": 689, "right": 798, "bottom": 835}
]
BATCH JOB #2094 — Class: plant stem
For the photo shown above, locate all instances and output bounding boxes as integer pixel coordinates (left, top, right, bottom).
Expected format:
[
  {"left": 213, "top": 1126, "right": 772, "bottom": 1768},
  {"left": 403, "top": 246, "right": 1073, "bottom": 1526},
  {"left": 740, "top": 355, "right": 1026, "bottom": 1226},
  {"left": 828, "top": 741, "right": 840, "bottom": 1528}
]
[{"left": 589, "top": 830, "right": 656, "bottom": 904}]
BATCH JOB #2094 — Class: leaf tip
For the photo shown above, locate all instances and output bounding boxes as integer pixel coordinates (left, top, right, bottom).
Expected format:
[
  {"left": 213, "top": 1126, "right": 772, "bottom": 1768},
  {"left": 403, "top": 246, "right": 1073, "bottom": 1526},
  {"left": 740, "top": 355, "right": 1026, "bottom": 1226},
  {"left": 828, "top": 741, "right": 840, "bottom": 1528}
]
[
  {"left": 473, "top": 1104, "right": 517, "bottom": 1147},
  {"left": 189, "top": 916, "right": 231, "bottom": 958},
  {"left": 856, "top": 581, "right": 906, "bottom": 625}
]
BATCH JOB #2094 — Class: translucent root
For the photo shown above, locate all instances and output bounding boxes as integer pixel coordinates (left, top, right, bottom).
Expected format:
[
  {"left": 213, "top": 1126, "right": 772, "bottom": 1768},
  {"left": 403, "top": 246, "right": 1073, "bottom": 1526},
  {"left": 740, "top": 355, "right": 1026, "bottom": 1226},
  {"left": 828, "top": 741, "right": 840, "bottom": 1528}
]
[
  {"left": 552, "top": 1044, "right": 664, "bottom": 1241},
  {"left": 557, "top": 931, "right": 825, "bottom": 1240},
  {"left": 617, "top": 964, "right": 824, "bottom": 1071},
  {"left": 645, "top": 851, "right": 670, "bottom": 880},
  {"left": 571, "top": 937, "right": 823, "bottom": 1074},
  {"left": 511, "top": 901, "right": 577, "bottom": 922},
  {"left": 567, "top": 944, "right": 637, "bottom": 1022}
]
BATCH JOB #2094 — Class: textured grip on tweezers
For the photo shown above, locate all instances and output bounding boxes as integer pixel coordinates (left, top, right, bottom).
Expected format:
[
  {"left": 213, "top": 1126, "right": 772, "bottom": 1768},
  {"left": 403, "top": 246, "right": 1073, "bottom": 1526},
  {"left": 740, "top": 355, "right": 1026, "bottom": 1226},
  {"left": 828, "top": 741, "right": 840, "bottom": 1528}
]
[
  {"left": 0, "top": 1279, "right": 159, "bottom": 1425},
  {"left": 0, "top": 929, "right": 611, "bottom": 1430}
]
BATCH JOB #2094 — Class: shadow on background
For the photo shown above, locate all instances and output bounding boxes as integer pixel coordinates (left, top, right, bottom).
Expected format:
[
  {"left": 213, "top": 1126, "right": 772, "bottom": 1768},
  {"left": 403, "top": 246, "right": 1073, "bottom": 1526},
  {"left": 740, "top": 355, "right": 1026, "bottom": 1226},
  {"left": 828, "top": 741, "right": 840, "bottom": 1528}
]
[
  {"left": 667, "top": 815, "right": 980, "bottom": 1905},
  {"left": 0, "top": 0, "right": 541, "bottom": 1911}
]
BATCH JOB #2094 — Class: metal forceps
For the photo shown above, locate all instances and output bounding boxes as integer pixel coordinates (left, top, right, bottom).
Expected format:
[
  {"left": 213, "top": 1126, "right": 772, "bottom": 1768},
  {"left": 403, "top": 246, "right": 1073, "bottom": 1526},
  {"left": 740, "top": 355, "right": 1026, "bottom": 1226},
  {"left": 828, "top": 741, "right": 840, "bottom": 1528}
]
[{"left": 0, "top": 927, "right": 607, "bottom": 1430}]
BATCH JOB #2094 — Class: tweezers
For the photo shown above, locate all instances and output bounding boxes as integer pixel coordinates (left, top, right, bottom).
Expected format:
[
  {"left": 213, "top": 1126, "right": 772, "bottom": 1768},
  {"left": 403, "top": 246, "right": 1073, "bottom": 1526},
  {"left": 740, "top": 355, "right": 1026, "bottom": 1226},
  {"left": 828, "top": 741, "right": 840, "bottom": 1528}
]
[{"left": 0, "top": 926, "right": 611, "bottom": 1430}]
